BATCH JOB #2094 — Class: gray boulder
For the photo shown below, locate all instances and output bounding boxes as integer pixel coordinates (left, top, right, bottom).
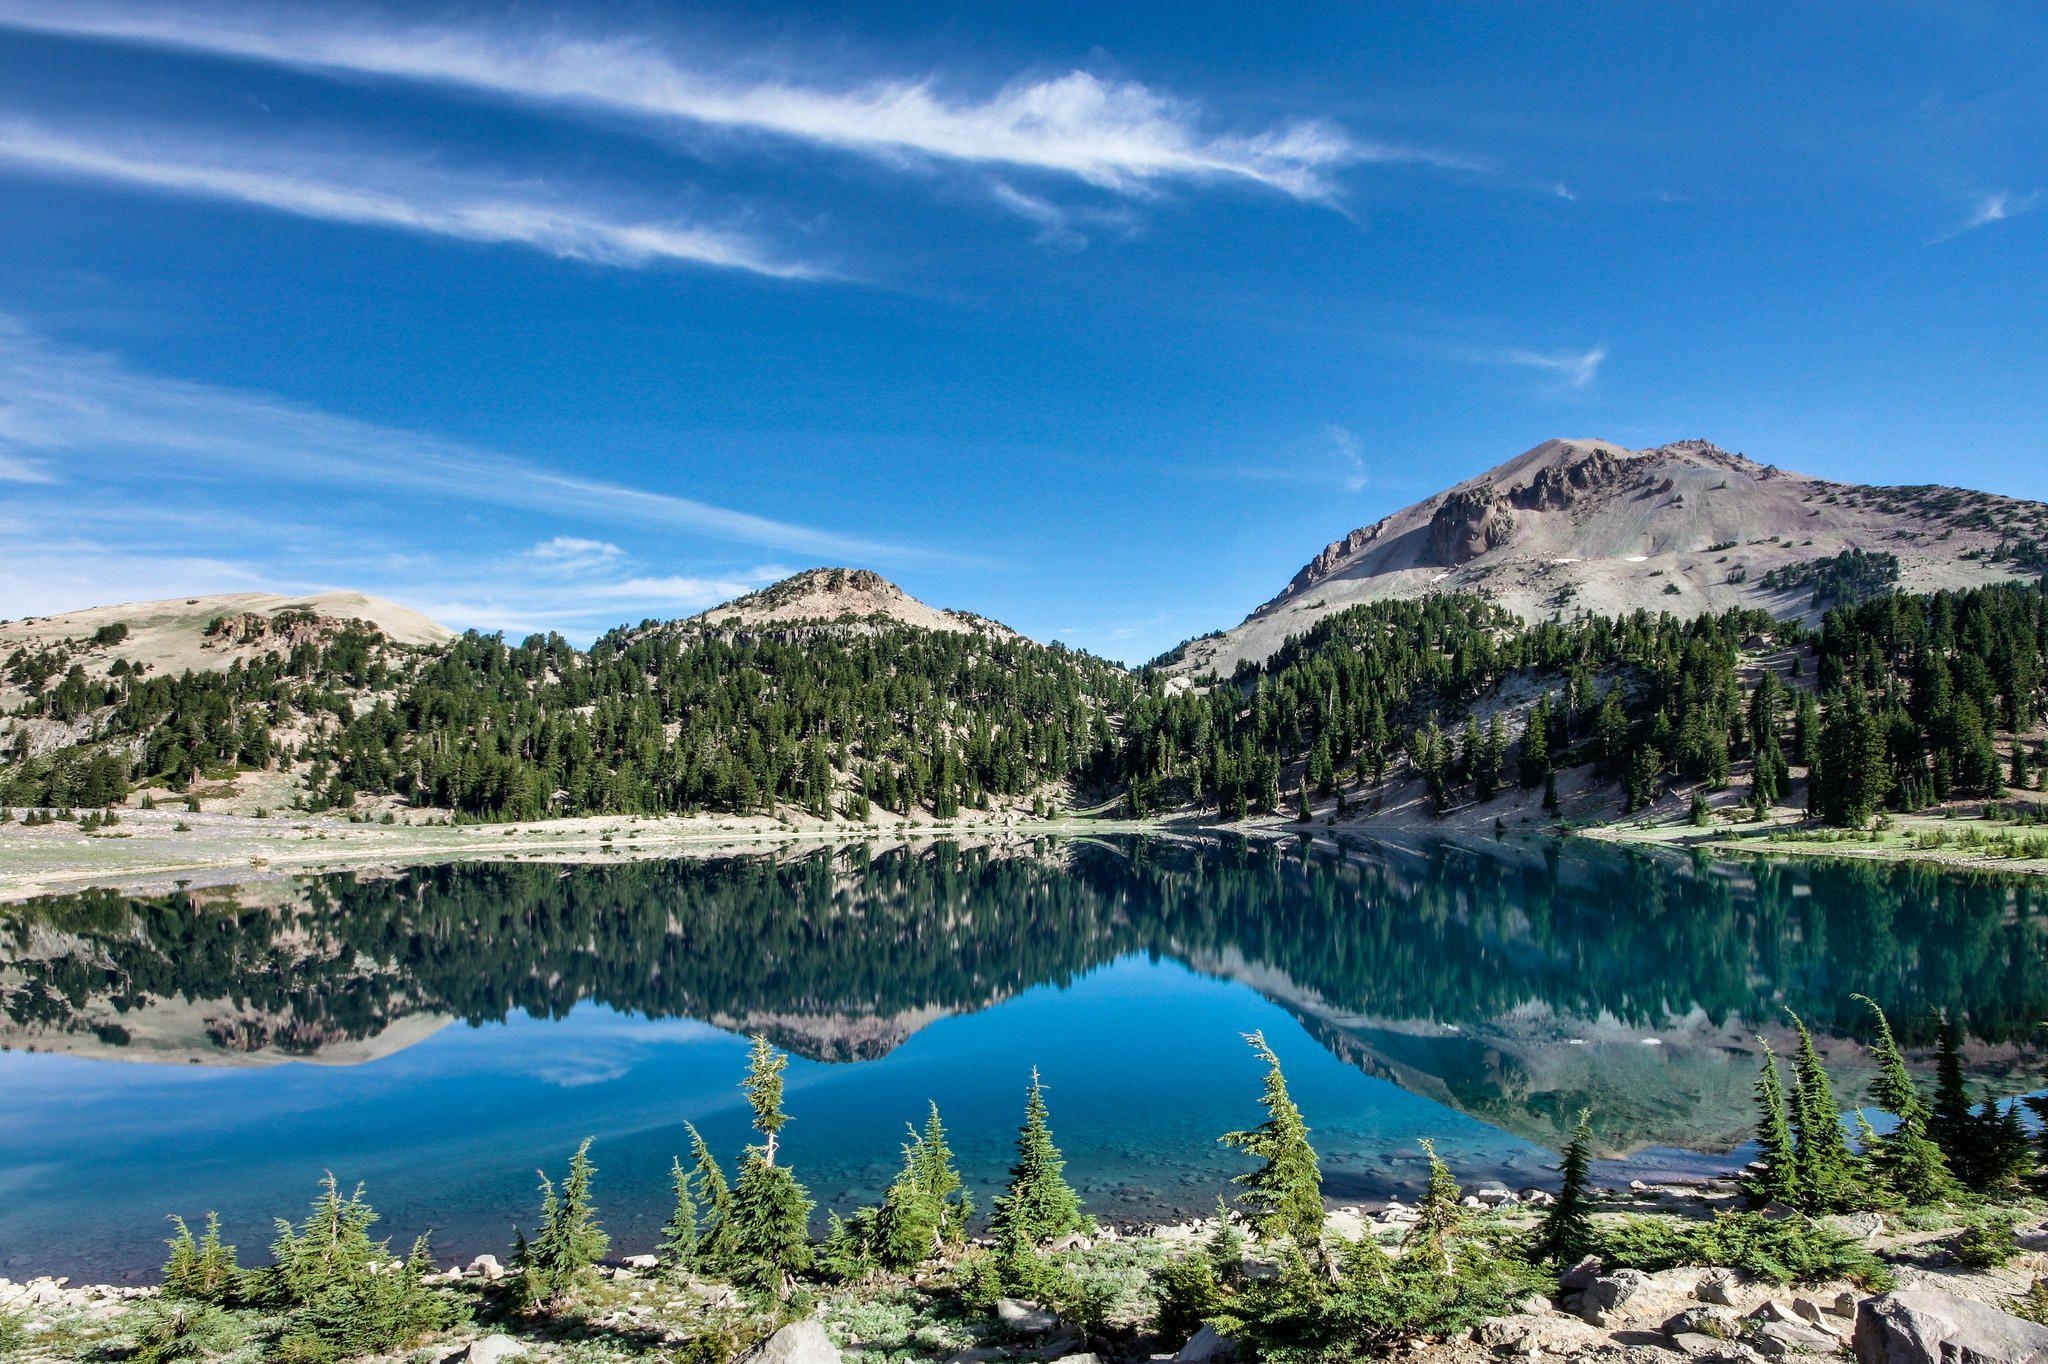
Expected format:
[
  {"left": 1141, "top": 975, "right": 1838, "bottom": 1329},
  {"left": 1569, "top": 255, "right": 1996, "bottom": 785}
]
[
  {"left": 1663, "top": 1304, "right": 1743, "bottom": 1337},
  {"left": 1174, "top": 1324, "right": 1237, "bottom": 1364},
  {"left": 995, "top": 1298, "right": 1059, "bottom": 1334},
  {"left": 751, "top": 1320, "right": 842, "bottom": 1364},
  {"left": 446, "top": 1335, "right": 526, "bottom": 1364},
  {"left": 1473, "top": 1314, "right": 1603, "bottom": 1354},
  {"left": 1855, "top": 1290, "right": 2048, "bottom": 1364},
  {"left": 1753, "top": 1319, "right": 1843, "bottom": 1357}
]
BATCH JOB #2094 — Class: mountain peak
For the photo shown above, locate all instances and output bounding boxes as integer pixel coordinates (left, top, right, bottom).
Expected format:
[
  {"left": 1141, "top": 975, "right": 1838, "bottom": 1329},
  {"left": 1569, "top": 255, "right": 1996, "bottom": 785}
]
[
  {"left": 692, "top": 567, "right": 1019, "bottom": 638},
  {"left": 1165, "top": 436, "right": 2047, "bottom": 676}
]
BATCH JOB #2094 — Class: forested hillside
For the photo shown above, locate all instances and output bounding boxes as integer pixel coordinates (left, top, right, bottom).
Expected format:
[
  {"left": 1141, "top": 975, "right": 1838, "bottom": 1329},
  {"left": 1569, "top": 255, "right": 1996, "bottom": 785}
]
[{"left": 3, "top": 571, "right": 2043, "bottom": 830}]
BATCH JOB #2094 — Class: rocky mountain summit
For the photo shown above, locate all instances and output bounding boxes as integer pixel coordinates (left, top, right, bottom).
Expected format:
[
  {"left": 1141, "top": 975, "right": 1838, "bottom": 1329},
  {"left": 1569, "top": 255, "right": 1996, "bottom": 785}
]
[
  {"left": 686, "top": 567, "right": 1020, "bottom": 639},
  {"left": 1172, "top": 438, "right": 2048, "bottom": 675}
]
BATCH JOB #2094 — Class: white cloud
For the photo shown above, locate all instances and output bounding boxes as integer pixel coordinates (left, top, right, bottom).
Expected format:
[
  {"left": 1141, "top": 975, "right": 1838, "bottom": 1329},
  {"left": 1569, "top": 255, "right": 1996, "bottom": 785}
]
[
  {"left": 1940, "top": 189, "right": 2042, "bottom": 240},
  {"left": 525, "top": 536, "right": 628, "bottom": 574},
  {"left": 0, "top": 316, "right": 908, "bottom": 561},
  {"left": 0, "top": 120, "right": 819, "bottom": 276},
  {"left": 1216, "top": 424, "right": 1370, "bottom": 491},
  {"left": 0, "top": 4, "right": 1471, "bottom": 200},
  {"left": 1495, "top": 343, "right": 1606, "bottom": 390},
  {"left": 1326, "top": 424, "right": 1368, "bottom": 492}
]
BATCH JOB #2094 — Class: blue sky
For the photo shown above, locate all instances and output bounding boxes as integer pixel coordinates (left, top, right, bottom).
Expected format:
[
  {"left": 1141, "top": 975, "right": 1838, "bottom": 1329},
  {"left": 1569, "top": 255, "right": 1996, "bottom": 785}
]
[{"left": 0, "top": 1, "right": 2041, "bottom": 663}]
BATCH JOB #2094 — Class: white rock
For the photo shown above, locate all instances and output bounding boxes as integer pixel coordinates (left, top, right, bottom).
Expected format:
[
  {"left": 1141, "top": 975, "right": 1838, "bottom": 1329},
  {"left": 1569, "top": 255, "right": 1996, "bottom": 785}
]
[
  {"left": 466, "top": 1254, "right": 505, "bottom": 1281},
  {"left": 1853, "top": 1289, "right": 2048, "bottom": 1364},
  {"left": 995, "top": 1298, "right": 1059, "bottom": 1334},
  {"left": 1174, "top": 1323, "right": 1238, "bottom": 1364},
  {"left": 446, "top": 1333, "right": 527, "bottom": 1364},
  {"left": 621, "top": 1254, "right": 659, "bottom": 1270},
  {"left": 749, "top": 1319, "right": 842, "bottom": 1364}
]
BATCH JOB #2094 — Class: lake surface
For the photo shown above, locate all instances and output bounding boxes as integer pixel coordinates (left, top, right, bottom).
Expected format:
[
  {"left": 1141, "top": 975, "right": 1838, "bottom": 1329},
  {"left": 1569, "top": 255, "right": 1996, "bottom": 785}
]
[{"left": 3, "top": 833, "right": 2046, "bottom": 1281}]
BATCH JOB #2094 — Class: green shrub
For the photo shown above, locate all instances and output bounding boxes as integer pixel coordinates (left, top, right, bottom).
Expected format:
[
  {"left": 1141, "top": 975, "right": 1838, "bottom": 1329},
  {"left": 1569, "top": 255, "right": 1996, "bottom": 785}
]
[
  {"left": 2008, "top": 1277, "right": 2048, "bottom": 1326},
  {"left": 1598, "top": 1212, "right": 1895, "bottom": 1291},
  {"left": 0, "top": 1310, "right": 24, "bottom": 1355},
  {"left": 1954, "top": 1214, "right": 2023, "bottom": 1269},
  {"left": 1216, "top": 1235, "right": 1546, "bottom": 1362},
  {"left": 127, "top": 1300, "right": 249, "bottom": 1364},
  {"left": 162, "top": 1212, "right": 243, "bottom": 1305},
  {"left": 248, "top": 1174, "right": 460, "bottom": 1357},
  {"left": 1155, "top": 1252, "right": 1226, "bottom": 1342}
]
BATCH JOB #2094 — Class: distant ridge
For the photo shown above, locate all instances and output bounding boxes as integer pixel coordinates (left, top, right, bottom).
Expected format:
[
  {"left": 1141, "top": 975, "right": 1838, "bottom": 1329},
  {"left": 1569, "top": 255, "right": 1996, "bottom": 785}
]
[
  {"left": 1170, "top": 437, "right": 2048, "bottom": 675},
  {"left": 0, "top": 590, "right": 452, "bottom": 685}
]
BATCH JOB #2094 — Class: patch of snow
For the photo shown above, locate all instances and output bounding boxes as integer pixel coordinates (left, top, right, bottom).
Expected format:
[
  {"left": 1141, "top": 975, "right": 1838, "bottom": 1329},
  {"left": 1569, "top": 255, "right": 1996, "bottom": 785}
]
[{"left": 1624, "top": 554, "right": 1649, "bottom": 563}]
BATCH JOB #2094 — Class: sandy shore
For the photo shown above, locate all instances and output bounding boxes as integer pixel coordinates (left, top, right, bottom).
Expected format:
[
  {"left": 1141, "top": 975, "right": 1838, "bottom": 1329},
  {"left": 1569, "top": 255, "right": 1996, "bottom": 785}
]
[{"left": 0, "top": 806, "right": 1163, "bottom": 903}]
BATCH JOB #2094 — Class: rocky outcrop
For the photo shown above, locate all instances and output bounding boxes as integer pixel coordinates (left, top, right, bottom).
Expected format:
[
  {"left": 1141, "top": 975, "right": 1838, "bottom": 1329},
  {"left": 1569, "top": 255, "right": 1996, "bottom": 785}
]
[
  {"left": 1853, "top": 1289, "right": 2048, "bottom": 1364},
  {"left": 1426, "top": 484, "right": 1515, "bottom": 566},
  {"left": 1278, "top": 523, "right": 1386, "bottom": 600},
  {"left": 1508, "top": 442, "right": 1632, "bottom": 511}
]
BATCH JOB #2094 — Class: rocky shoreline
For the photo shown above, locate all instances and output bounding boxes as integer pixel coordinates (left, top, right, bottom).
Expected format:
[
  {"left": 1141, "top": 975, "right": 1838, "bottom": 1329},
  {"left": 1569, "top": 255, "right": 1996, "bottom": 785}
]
[{"left": 11, "top": 1177, "right": 2048, "bottom": 1364}]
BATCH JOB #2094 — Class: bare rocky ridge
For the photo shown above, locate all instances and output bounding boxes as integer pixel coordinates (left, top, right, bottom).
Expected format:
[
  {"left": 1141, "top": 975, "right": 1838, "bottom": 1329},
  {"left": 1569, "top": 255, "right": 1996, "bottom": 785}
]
[
  {"left": 686, "top": 567, "right": 1020, "bottom": 639},
  {"left": 0, "top": 590, "right": 451, "bottom": 691},
  {"left": 1171, "top": 438, "right": 2048, "bottom": 676}
]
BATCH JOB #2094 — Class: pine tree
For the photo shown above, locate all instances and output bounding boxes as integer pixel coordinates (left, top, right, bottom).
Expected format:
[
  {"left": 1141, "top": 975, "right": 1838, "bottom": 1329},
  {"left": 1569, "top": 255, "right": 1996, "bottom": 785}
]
[
  {"left": 515, "top": 1138, "right": 609, "bottom": 1312},
  {"left": 659, "top": 1157, "right": 699, "bottom": 1274},
  {"left": 1221, "top": 1031, "right": 1325, "bottom": 1262},
  {"left": 1931, "top": 1013, "right": 1984, "bottom": 1187},
  {"left": 869, "top": 1104, "right": 971, "bottom": 1270},
  {"left": 990, "top": 1068, "right": 1086, "bottom": 1247},
  {"left": 685, "top": 1122, "right": 736, "bottom": 1272},
  {"left": 1206, "top": 1196, "right": 1244, "bottom": 1282},
  {"left": 1744, "top": 1039, "right": 1799, "bottom": 1206},
  {"left": 1408, "top": 1139, "right": 1463, "bottom": 1273},
  {"left": 909, "top": 1103, "right": 972, "bottom": 1248},
  {"left": 1785, "top": 1013, "right": 1860, "bottom": 1211},
  {"left": 1855, "top": 995, "right": 1961, "bottom": 1206},
  {"left": 1977, "top": 1094, "right": 2035, "bottom": 1195},
  {"left": 1535, "top": 1110, "right": 1598, "bottom": 1264},
  {"left": 728, "top": 1039, "right": 813, "bottom": 1294},
  {"left": 162, "top": 1213, "right": 241, "bottom": 1305}
]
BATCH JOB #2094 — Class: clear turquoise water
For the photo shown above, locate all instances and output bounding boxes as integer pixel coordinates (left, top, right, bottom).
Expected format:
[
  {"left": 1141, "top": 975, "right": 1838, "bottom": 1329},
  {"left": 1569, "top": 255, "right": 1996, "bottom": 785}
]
[{"left": 2, "top": 833, "right": 2043, "bottom": 1280}]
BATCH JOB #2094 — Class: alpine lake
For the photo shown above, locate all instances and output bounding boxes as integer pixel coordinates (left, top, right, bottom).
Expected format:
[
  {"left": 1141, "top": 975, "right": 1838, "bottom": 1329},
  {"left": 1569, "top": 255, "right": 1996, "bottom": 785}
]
[{"left": 4, "top": 832, "right": 2046, "bottom": 1282}]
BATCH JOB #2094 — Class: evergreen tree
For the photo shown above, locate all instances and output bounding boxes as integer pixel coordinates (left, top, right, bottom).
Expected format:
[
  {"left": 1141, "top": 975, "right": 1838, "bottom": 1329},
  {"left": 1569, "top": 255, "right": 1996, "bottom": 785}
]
[
  {"left": 1931, "top": 1014, "right": 1984, "bottom": 1187},
  {"left": 1744, "top": 1039, "right": 1799, "bottom": 1206},
  {"left": 1534, "top": 1110, "right": 1598, "bottom": 1265},
  {"left": 728, "top": 1039, "right": 813, "bottom": 1294},
  {"left": 869, "top": 1104, "right": 971, "bottom": 1269},
  {"left": 1977, "top": 1095, "right": 2036, "bottom": 1196},
  {"left": 1855, "top": 995, "right": 1961, "bottom": 1206},
  {"left": 1785, "top": 1013, "right": 1860, "bottom": 1211},
  {"left": 515, "top": 1138, "right": 609, "bottom": 1312},
  {"left": 685, "top": 1122, "right": 736, "bottom": 1272},
  {"left": 990, "top": 1068, "right": 1086, "bottom": 1247},
  {"left": 1221, "top": 1032, "right": 1325, "bottom": 1262},
  {"left": 162, "top": 1213, "right": 241, "bottom": 1306},
  {"left": 659, "top": 1156, "right": 699, "bottom": 1274},
  {"left": 1408, "top": 1139, "right": 1463, "bottom": 1273}
]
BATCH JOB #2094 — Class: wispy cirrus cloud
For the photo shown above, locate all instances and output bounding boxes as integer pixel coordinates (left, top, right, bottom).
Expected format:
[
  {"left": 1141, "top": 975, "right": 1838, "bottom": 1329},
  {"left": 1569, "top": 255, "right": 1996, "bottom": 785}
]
[
  {"left": 0, "top": 3, "right": 1469, "bottom": 201},
  {"left": 0, "top": 316, "right": 905, "bottom": 561},
  {"left": 0, "top": 119, "right": 820, "bottom": 276},
  {"left": 1493, "top": 343, "right": 1607, "bottom": 390},
  {"left": 1217, "top": 424, "right": 1370, "bottom": 491},
  {"left": 1937, "top": 189, "right": 2042, "bottom": 241}
]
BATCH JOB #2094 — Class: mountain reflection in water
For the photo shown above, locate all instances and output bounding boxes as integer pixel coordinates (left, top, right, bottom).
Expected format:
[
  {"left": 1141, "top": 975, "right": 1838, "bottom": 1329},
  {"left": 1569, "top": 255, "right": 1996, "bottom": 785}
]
[{"left": 2, "top": 833, "right": 2044, "bottom": 1278}]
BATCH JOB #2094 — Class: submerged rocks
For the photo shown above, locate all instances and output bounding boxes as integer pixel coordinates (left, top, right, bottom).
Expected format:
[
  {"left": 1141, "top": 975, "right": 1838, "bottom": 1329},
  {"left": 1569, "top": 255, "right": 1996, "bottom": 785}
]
[{"left": 1853, "top": 1289, "right": 2048, "bottom": 1364}]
